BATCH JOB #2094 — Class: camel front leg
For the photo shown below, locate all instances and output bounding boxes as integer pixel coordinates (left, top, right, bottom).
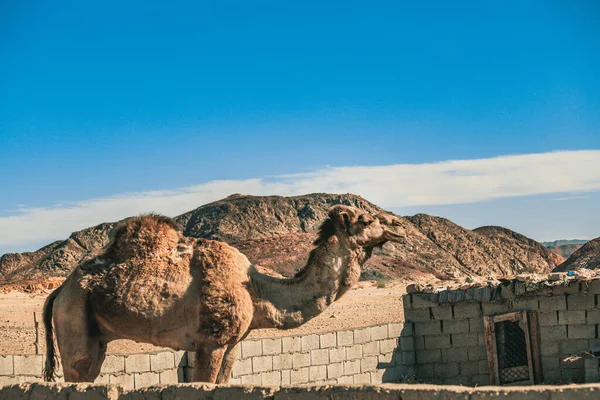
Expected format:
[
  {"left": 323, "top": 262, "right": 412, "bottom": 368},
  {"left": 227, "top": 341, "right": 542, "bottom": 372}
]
[
  {"left": 193, "top": 345, "right": 227, "bottom": 383},
  {"left": 215, "top": 342, "right": 240, "bottom": 384}
]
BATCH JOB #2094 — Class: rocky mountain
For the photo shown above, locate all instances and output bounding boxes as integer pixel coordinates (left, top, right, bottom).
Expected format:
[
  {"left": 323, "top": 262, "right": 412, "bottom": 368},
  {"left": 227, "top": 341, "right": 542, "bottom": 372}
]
[
  {"left": 0, "top": 193, "right": 565, "bottom": 284},
  {"left": 554, "top": 237, "right": 600, "bottom": 272},
  {"left": 541, "top": 239, "right": 587, "bottom": 259},
  {"left": 542, "top": 239, "right": 588, "bottom": 247}
]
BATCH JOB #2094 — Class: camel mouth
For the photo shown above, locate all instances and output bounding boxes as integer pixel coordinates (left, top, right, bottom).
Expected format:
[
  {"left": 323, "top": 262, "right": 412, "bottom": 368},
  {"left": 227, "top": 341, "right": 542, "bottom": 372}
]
[{"left": 383, "top": 229, "right": 405, "bottom": 242}]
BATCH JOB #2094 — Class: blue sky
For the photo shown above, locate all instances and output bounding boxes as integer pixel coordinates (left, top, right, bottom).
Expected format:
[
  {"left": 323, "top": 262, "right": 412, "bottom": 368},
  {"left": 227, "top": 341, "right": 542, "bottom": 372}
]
[{"left": 1, "top": 1, "right": 599, "bottom": 254}]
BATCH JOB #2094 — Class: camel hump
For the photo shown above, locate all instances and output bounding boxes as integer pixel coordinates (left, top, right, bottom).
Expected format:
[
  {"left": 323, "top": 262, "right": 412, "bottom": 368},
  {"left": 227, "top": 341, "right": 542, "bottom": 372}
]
[{"left": 107, "top": 213, "right": 182, "bottom": 260}]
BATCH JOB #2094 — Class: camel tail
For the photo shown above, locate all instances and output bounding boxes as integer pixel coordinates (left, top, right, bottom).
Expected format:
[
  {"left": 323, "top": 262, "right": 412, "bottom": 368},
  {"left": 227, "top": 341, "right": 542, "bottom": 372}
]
[{"left": 43, "top": 286, "right": 62, "bottom": 382}]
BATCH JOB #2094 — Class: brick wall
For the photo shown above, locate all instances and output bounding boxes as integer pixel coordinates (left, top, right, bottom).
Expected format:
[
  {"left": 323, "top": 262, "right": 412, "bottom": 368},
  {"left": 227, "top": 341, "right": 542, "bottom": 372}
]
[{"left": 406, "top": 279, "right": 600, "bottom": 385}]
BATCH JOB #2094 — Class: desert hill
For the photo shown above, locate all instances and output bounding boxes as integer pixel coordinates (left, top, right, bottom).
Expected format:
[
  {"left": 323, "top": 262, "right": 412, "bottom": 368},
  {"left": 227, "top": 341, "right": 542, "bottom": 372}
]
[
  {"left": 0, "top": 193, "right": 564, "bottom": 284},
  {"left": 542, "top": 239, "right": 587, "bottom": 258},
  {"left": 554, "top": 237, "right": 600, "bottom": 272}
]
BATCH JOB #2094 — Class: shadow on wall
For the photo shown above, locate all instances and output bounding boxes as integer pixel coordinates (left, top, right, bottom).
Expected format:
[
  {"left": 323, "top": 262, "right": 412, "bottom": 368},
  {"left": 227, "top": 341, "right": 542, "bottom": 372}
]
[{"left": 379, "top": 322, "right": 416, "bottom": 384}]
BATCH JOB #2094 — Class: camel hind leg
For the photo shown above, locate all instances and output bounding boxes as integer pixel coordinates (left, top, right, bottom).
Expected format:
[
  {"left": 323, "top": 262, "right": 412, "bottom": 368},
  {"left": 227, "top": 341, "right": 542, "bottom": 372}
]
[{"left": 52, "top": 275, "right": 106, "bottom": 382}]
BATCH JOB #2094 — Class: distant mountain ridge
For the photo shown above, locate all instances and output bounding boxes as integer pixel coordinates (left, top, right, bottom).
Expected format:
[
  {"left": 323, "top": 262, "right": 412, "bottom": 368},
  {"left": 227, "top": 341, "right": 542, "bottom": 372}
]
[
  {"left": 542, "top": 239, "right": 588, "bottom": 247},
  {"left": 554, "top": 237, "right": 600, "bottom": 272},
  {"left": 0, "top": 193, "right": 565, "bottom": 284}
]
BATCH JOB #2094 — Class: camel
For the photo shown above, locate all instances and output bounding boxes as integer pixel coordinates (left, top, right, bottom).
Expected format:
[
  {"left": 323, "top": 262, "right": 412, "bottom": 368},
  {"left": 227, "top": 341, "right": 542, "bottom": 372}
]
[{"left": 42, "top": 205, "right": 405, "bottom": 383}]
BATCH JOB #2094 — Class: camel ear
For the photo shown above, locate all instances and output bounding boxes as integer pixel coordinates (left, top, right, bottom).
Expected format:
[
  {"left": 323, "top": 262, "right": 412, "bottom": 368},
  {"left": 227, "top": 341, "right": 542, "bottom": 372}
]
[{"left": 329, "top": 207, "right": 350, "bottom": 231}]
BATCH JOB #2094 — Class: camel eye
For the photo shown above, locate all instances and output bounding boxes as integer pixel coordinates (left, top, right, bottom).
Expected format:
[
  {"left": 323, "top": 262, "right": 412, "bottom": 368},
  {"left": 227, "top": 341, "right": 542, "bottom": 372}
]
[
  {"left": 358, "top": 215, "right": 373, "bottom": 226},
  {"left": 392, "top": 220, "right": 402, "bottom": 226}
]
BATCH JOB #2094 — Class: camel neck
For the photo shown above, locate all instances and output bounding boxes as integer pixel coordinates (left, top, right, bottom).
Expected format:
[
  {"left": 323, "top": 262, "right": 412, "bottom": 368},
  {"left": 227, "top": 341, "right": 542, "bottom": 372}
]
[{"left": 248, "top": 240, "right": 365, "bottom": 330}]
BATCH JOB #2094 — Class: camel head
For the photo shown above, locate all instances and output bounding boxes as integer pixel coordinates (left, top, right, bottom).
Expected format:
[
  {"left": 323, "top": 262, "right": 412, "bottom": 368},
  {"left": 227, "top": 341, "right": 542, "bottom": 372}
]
[{"left": 315, "top": 205, "right": 405, "bottom": 249}]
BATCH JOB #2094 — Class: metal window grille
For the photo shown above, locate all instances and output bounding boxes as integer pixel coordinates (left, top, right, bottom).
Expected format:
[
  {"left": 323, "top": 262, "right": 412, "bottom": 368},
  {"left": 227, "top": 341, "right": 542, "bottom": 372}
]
[{"left": 483, "top": 311, "right": 541, "bottom": 385}]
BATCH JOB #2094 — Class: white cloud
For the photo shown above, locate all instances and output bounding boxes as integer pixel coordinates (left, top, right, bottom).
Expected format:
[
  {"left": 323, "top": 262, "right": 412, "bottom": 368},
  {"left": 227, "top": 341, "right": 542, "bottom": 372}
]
[{"left": 1, "top": 150, "right": 600, "bottom": 252}]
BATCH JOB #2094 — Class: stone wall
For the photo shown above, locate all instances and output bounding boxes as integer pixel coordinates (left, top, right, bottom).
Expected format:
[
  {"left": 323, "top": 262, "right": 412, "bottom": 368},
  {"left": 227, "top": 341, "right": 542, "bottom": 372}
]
[
  {"left": 2, "top": 382, "right": 600, "bottom": 399},
  {"left": 406, "top": 279, "right": 600, "bottom": 385}
]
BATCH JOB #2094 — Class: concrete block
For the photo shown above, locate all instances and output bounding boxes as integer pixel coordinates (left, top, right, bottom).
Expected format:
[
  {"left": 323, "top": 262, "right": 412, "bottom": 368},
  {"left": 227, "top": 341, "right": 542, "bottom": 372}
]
[
  {"left": 310, "top": 349, "right": 329, "bottom": 366},
  {"left": 478, "top": 332, "right": 487, "bottom": 346},
  {"left": 414, "top": 321, "right": 442, "bottom": 336},
  {"left": 370, "top": 325, "right": 388, "bottom": 341},
  {"left": 232, "top": 357, "right": 252, "bottom": 377},
  {"left": 13, "top": 355, "right": 43, "bottom": 376},
  {"left": 414, "top": 336, "right": 426, "bottom": 350},
  {"left": 540, "top": 325, "right": 567, "bottom": 341},
  {"left": 229, "top": 377, "right": 242, "bottom": 384},
  {"left": 588, "top": 280, "right": 600, "bottom": 294},
  {"left": 337, "top": 375, "right": 354, "bottom": 384},
  {"left": 388, "top": 323, "right": 402, "bottom": 338},
  {"left": 561, "top": 339, "right": 590, "bottom": 355},
  {"left": 174, "top": 351, "right": 187, "bottom": 367},
  {"left": 542, "top": 356, "right": 559, "bottom": 371},
  {"left": 444, "top": 319, "right": 469, "bottom": 334},
  {"left": 241, "top": 373, "right": 262, "bottom": 385},
  {"left": 96, "top": 374, "right": 110, "bottom": 384},
  {"left": 370, "top": 368, "right": 385, "bottom": 384},
  {"left": 261, "top": 370, "right": 281, "bottom": 386},
  {"left": 442, "top": 347, "right": 469, "bottom": 363},
  {"left": 568, "top": 324, "right": 595, "bottom": 339},
  {"left": 134, "top": 372, "right": 159, "bottom": 389},
  {"left": 453, "top": 302, "right": 482, "bottom": 318},
  {"left": 241, "top": 340, "right": 262, "bottom": 358},
  {"left": 416, "top": 349, "right": 441, "bottom": 364},
  {"left": 101, "top": 355, "right": 125, "bottom": 374},
  {"left": 401, "top": 351, "right": 415, "bottom": 365},
  {"left": 553, "top": 282, "right": 581, "bottom": 295},
  {"left": 468, "top": 346, "right": 488, "bottom": 361},
  {"left": 289, "top": 367, "right": 309, "bottom": 384},
  {"left": 380, "top": 338, "right": 397, "bottom": 353},
  {"left": 543, "top": 369, "right": 561, "bottom": 384},
  {"left": 471, "top": 374, "right": 491, "bottom": 386},
  {"left": 125, "top": 354, "right": 150, "bottom": 374},
  {"left": 360, "top": 356, "right": 378, "bottom": 373},
  {"left": 567, "top": 293, "right": 595, "bottom": 310},
  {"left": 352, "top": 372, "right": 370, "bottom": 384},
  {"left": 262, "top": 338, "right": 282, "bottom": 355},
  {"left": 252, "top": 355, "right": 273, "bottom": 373},
  {"left": 587, "top": 309, "right": 600, "bottom": 324},
  {"left": 404, "top": 308, "right": 432, "bottom": 322},
  {"left": 353, "top": 327, "right": 371, "bottom": 344},
  {"left": 415, "top": 363, "right": 434, "bottom": 378},
  {"left": 412, "top": 294, "right": 435, "bottom": 309},
  {"left": 511, "top": 297, "right": 540, "bottom": 311},
  {"left": 539, "top": 295, "right": 567, "bottom": 312},
  {"left": 292, "top": 352, "right": 310, "bottom": 369},
  {"left": 378, "top": 352, "right": 394, "bottom": 366},
  {"left": 362, "top": 341, "right": 380, "bottom": 356},
  {"left": 178, "top": 367, "right": 185, "bottom": 383},
  {"left": 282, "top": 336, "right": 301, "bottom": 353},
  {"left": 272, "top": 353, "right": 292, "bottom": 370},
  {"left": 399, "top": 337, "right": 414, "bottom": 351},
  {"left": 319, "top": 332, "right": 336, "bottom": 348},
  {"left": 451, "top": 332, "right": 478, "bottom": 348},
  {"left": 343, "top": 359, "right": 361, "bottom": 375},
  {"left": 159, "top": 369, "right": 178, "bottom": 384},
  {"left": 560, "top": 367, "right": 584, "bottom": 383},
  {"left": 301, "top": 334, "right": 320, "bottom": 351},
  {"left": 425, "top": 334, "right": 451, "bottom": 349},
  {"left": 431, "top": 304, "right": 453, "bottom": 320},
  {"left": 329, "top": 347, "right": 346, "bottom": 363},
  {"left": 281, "top": 369, "right": 290, "bottom": 385},
  {"left": 109, "top": 373, "right": 135, "bottom": 390},
  {"left": 309, "top": 365, "right": 327, "bottom": 381},
  {"left": 469, "top": 317, "right": 484, "bottom": 332},
  {"left": 346, "top": 344, "right": 363, "bottom": 360},
  {"left": 150, "top": 352, "right": 174, "bottom": 372},
  {"left": 482, "top": 302, "right": 508, "bottom": 315},
  {"left": 0, "top": 356, "right": 13, "bottom": 376},
  {"left": 327, "top": 362, "right": 344, "bottom": 379},
  {"left": 444, "top": 374, "right": 471, "bottom": 386},
  {"left": 400, "top": 322, "right": 414, "bottom": 337},
  {"left": 540, "top": 340, "right": 559, "bottom": 356},
  {"left": 538, "top": 311, "right": 559, "bottom": 327},
  {"left": 336, "top": 330, "right": 354, "bottom": 346},
  {"left": 478, "top": 360, "right": 489, "bottom": 375},
  {"left": 434, "top": 362, "right": 459, "bottom": 378},
  {"left": 559, "top": 310, "right": 586, "bottom": 325}
]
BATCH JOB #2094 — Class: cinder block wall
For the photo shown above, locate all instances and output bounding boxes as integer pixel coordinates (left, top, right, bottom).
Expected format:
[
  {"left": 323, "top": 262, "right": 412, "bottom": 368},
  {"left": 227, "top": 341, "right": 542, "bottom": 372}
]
[
  {"left": 1, "top": 322, "right": 415, "bottom": 388},
  {"left": 406, "top": 279, "right": 600, "bottom": 385},
  {"left": 0, "top": 350, "right": 186, "bottom": 389},
  {"left": 185, "top": 322, "right": 414, "bottom": 385}
]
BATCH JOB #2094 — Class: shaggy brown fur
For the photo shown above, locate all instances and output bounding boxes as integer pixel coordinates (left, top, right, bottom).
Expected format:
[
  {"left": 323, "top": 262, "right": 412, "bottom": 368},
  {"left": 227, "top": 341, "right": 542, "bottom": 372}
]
[{"left": 43, "top": 206, "right": 404, "bottom": 384}]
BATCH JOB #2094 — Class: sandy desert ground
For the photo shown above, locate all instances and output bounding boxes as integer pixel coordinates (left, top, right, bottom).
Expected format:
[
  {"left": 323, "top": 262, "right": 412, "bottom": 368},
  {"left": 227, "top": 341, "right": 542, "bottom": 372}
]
[{"left": 0, "top": 282, "right": 407, "bottom": 355}]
